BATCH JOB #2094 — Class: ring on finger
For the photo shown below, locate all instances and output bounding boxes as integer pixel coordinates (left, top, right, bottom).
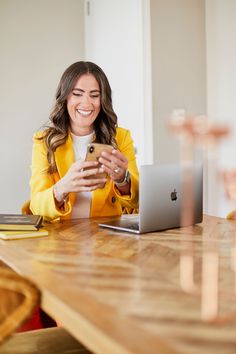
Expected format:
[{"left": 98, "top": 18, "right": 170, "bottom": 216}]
[{"left": 114, "top": 167, "right": 120, "bottom": 174}]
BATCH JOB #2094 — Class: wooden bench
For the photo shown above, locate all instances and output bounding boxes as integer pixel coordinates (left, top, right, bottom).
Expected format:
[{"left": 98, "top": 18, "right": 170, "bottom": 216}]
[
  {"left": 0, "top": 327, "right": 92, "bottom": 354},
  {"left": 0, "top": 262, "right": 92, "bottom": 353}
]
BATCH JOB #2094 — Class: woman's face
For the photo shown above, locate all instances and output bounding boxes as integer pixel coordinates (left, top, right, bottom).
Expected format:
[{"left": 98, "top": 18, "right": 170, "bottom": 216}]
[{"left": 67, "top": 73, "right": 101, "bottom": 135}]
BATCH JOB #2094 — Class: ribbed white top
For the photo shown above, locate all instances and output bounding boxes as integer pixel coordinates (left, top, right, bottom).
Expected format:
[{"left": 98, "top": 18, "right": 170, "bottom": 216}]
[{"left": 70, "top": 131, "right": 94, "bottom": 219}]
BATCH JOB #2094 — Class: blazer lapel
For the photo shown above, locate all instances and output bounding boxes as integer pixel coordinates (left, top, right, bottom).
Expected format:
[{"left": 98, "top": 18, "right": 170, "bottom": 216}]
[
  {"left": 54, "top": 133, "right": 75, "bottom": 178},
  {"left": 54, "top": 133, "right": 76, "bottom": 208}
]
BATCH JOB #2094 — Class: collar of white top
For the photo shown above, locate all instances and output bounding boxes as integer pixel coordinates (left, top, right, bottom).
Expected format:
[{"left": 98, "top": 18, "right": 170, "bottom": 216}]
[{"left": 70, "top": 130, "right": 95, "bottom": 144}]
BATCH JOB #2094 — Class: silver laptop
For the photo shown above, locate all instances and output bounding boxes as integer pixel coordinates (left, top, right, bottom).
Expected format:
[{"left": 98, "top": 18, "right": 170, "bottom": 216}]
[{"left": 98, "top": 163, "right": 203, "bottom": 234}]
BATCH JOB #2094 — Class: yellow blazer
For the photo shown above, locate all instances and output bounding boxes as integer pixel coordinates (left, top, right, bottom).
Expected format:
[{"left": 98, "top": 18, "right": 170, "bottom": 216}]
[{"left": 22, "top": 127, "right": 139, "bottom": 221}]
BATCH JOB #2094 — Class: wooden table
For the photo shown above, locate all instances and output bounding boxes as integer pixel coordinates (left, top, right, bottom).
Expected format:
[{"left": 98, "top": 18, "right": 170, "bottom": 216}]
[{"left": 1, "top": 214, "right": 236, "bottom": 354}]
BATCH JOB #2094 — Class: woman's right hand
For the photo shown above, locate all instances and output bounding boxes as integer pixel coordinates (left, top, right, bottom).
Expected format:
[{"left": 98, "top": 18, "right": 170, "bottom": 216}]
[{"left": 53, "top": 161, "right": 107, "bottom": 203}]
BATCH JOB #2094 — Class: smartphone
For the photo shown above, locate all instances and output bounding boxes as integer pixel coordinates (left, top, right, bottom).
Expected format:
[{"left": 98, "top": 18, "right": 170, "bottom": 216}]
[{"left": 84, "top": 143, "right": 113, "bottom": 178}]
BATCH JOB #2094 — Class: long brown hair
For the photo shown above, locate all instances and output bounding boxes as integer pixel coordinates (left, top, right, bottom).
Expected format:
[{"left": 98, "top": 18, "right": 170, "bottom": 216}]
[{"left": 41, "top": 61, "right": 118, "bottom": 174}]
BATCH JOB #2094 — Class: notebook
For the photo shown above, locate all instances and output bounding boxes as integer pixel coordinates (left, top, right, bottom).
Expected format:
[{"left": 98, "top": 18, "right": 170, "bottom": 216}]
[
  {"left": 0, "top": 214, "right": 43, "bottom": 231},
  {"left": 99, "top": 163, "right": 203, "bottom": 234},
  {"left": 0, "top": 229, "right": 48, "bottom": 240}
]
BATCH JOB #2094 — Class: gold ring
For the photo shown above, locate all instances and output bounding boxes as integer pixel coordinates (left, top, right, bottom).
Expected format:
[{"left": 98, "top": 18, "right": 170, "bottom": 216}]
[{"left": 114, "top": 167, "right": 120, "bottom": 174}]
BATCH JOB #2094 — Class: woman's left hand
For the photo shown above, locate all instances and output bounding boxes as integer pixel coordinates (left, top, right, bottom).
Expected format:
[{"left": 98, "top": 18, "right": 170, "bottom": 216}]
[{"left": 98, "top": 149, "right": 128, "bottom": 182}]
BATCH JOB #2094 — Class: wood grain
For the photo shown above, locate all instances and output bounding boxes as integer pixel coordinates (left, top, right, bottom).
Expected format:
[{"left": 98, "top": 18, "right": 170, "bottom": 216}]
[{"left": 0, "top": 214, "right": 236, "bottom": 353}]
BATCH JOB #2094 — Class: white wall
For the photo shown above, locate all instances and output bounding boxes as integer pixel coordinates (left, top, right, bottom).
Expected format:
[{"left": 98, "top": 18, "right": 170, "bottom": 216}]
[
  {"left": 84, "top": 0, "right": 153, "bottom": 166},
  {"left": 0, "top": 0, "right": 84, "bottom": 213},
  {"left": 151, "top": 0, "right": 206, "bottom": 164},
  {"left": 205, "top": 0, "right": 236, "bottom": 216}
]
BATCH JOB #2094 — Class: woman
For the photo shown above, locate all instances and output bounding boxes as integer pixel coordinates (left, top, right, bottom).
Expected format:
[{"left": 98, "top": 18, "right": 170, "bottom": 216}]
[
  {"left": 23, "top": 61, "right": 139, "bottom": 220},
  {"left": 20, "top": 61, "right": 139, "bottom": 331}
]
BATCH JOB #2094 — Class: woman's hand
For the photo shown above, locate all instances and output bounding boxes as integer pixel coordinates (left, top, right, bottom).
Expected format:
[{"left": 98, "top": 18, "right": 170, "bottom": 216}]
[
  {"left": 99, "top": 149, "right": 130, "bottom": 195},
  {"left": 98, "top": 149, "right": 128, "bottom": 182},
  {"left": 54, "top": 160, "right": 107, "bottom": 203}
]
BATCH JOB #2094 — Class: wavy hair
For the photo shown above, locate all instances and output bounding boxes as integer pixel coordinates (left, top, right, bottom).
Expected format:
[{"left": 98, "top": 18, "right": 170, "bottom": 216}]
[{"left": 41, "top": 61, "right": 118, "bottom": 174}]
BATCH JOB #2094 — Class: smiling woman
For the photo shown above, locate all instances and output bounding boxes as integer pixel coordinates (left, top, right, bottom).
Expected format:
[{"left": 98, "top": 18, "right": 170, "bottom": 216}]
[
  {"left": 67, "top": 73, "right": 101, "bottom": 136},
  {"left": 22, "top": 61, "right": 139, "bottom": 221}
]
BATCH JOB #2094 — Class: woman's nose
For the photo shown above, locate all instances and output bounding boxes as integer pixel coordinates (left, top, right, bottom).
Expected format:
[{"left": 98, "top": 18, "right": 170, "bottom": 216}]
[{"left": 81, "top": 94, "right": 91, "bottom": 105}]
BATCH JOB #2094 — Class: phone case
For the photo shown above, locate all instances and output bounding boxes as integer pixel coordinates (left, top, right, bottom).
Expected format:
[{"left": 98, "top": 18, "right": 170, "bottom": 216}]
[{"left": 85, "top": 143, "right": 113, "bottom": 178}]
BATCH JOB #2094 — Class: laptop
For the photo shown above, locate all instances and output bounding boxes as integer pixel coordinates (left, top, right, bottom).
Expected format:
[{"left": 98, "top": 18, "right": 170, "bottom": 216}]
[{"left": 98, "top": 163, "right": 203, "bottom": 234}]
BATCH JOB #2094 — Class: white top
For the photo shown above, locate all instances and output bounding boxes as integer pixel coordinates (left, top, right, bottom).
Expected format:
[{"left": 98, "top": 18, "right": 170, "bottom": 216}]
[{"left": 70, "top": 131, "right": 94, "bottom": 219}]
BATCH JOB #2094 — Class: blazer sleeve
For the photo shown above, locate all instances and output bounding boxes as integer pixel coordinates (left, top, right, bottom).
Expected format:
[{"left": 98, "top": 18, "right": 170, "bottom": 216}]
[
  {"left": 29, "top": 134, "right": 72, "bottom": 221},
  {"left": 113, "top": 129, "right": 139, "bottom": 210}
]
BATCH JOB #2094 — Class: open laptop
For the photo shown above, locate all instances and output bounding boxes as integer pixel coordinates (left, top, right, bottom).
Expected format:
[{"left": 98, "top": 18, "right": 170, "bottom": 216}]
[{"left": 98, "top": 163, "right": 203, "bottom": 234}]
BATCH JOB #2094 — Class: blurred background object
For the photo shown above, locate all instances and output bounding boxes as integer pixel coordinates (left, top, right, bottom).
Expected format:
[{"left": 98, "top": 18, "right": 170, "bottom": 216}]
[{"left": 0, "top": 267, "right": 40, "bottom": 344}]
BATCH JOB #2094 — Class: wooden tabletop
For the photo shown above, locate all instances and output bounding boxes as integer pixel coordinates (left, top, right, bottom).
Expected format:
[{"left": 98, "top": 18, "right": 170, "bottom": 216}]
[{"left": 1, "top": 214, "right": 236, "bottom": 354}]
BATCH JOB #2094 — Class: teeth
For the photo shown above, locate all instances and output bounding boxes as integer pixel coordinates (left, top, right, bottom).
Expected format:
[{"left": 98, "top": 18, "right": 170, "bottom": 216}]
[{"left": 77, "top": 109, "right": 92, "bottom": 116}]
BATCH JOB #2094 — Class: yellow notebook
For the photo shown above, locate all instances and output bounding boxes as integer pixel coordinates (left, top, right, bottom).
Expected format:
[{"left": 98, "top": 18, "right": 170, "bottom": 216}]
[{"left": 0, "top": 229, "right": 48, "bottom": 240}]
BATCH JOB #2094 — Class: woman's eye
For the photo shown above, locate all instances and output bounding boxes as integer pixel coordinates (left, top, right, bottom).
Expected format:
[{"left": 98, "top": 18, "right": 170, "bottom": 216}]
[
  {"left": 71, "top": 92, "right": 100, "bottom": 98},
  {"left": 72, "top": 92, "right": 82, "bottom": 97}
]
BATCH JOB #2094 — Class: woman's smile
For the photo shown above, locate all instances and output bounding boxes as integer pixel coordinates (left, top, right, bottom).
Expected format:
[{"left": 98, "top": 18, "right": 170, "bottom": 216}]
[{"left": 76, "top": 109, "right": 93, "bottom": 117}]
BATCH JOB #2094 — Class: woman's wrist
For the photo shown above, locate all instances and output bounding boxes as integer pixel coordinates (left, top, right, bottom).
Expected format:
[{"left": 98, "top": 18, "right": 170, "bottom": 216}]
[
  {"left": 114, "top": 170, "right": 131, "bottom": 195},
  {"left": 114, "top": 170, "right": 130, "bottom": 187},
  {"left": 53, "top": 183, "right": 69, "bottom": 204}
]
